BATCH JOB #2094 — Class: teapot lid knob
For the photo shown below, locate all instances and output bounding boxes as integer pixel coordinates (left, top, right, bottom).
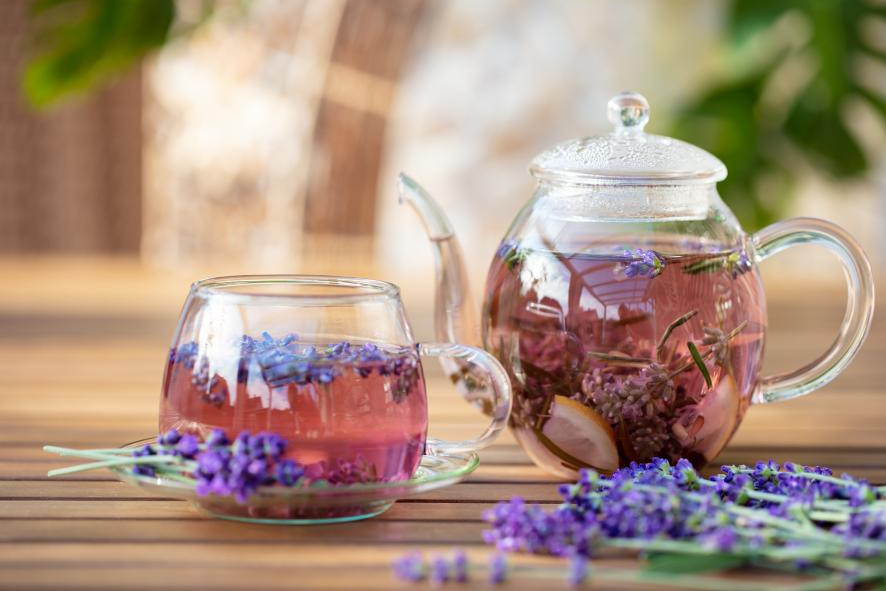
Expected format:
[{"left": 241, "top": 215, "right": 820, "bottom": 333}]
[{"left": 607, "top": 91, "right": 649, "bottom": 134}]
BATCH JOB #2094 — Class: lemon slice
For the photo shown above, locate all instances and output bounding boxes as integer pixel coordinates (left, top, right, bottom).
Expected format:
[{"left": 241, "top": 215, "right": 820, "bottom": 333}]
[
  {"left": 516, "top": 395, "right": 619, "bottom": 478},
  {"left": 694, "top": 374, "right": 740, "bottom": 461}
]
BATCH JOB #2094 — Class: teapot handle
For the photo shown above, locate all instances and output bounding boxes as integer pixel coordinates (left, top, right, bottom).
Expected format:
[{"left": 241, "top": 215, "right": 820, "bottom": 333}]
[{"left": 751, "top": 218, "right": 874, "bottom": 404}]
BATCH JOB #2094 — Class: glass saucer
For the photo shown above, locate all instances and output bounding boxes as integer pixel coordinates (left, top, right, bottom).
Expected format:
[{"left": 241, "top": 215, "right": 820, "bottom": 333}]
[{"left": 112, "top": 438, "right": 479, "bottom": 525}]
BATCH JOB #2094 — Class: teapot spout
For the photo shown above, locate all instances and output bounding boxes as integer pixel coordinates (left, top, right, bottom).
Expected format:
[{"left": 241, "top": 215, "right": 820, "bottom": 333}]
[{"left": 397, "top": 173, "right": 479, "bottom": 347}]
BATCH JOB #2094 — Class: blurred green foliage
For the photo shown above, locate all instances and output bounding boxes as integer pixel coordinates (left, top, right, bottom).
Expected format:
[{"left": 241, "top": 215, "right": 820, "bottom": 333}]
[
  {"left": 25, "top": 0, "right": 175, "bottom": 107},
  {"left": 23, "top": 1, "right": 886, "bottom": 231},
  {"left": 670, "top": 0, "right": 886, "bottom": 230}
]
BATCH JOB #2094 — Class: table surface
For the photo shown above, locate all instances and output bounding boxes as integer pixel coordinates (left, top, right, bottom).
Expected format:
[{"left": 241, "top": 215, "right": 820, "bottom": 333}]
[{"left": 0, "top": 258, "right": 883, "bottom": 590}]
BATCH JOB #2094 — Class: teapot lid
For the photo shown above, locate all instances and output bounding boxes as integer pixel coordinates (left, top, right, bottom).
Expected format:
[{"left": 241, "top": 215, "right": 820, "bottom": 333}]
[{"left": 530, "top": 92, "right": 727, "bottom": 186}]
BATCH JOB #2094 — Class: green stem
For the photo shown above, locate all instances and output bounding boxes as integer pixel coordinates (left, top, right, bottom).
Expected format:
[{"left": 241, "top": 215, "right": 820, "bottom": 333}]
[
  {"left": 47, "top": 455, "right": 184, "bottom": 477},
  {"left": 587, "top": 351, "right": 655, "bottom": 366},
  {"left": 150, "top": 468, "right": 198, "bottom": 485},
  {"left": 657, "top": 309, "right": 698, "bottom": 359},
  {"left": 693, "top": 478, "right": 849, "bottom": 519},
  {"left": 727, "top": 467, "right": 862, "bottom": 491},
  {"left": 44, "top": 445, "right": 130, "bottom": 461}
]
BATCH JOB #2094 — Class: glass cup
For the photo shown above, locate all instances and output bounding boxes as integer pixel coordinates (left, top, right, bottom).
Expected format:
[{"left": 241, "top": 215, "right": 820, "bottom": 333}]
[{"left": 159, "top": 275, "right": 512, "bottom": 520}]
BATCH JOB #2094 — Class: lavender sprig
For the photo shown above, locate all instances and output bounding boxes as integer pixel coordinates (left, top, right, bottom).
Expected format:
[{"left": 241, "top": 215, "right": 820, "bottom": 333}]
[
  {"left": 622, "top": 248, "right": 666, "bottom": 279},
  {"left": 391, "top": 549, "right": 848, "bottom": 589},
  {"left": 682, "top": 249, "right": 752, "bottom": 278},
  {"left": 497, "top": 239, "right": 527, "bottom": 271},
  {"left": 45, "top": 428, "right": 307, "bottom": 504},
  {"left": 482, "top": 458, "right": 886, "bottom": 583}
]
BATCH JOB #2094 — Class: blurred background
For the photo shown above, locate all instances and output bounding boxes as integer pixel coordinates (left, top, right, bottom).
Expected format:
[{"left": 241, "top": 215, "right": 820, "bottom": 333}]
[{"left": 0, "top": 0, "right": 884, "bottom": 349}]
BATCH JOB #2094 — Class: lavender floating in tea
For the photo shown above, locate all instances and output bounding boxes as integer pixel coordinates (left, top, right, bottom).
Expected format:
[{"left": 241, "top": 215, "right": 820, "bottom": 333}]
[
  {"left": 484, "top": 240, "right": 765, "bottom": 476},
  {"left": 161, "top": 333, "right": 427, "bottom": 484}
]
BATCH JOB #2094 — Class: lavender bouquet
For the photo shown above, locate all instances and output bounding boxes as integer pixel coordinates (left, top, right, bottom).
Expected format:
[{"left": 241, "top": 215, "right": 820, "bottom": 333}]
[{"left": 396, "top": 459, "right": 886, "bottom": 588}]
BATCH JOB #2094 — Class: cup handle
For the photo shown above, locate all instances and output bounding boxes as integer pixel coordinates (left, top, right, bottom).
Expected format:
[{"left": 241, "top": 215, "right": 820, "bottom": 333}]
[
  {"left": 418, "top": 342, "right": 512, "bottom": 455},
  {"left": 751, "top": 217, "right": 875, "bottom": 404}
]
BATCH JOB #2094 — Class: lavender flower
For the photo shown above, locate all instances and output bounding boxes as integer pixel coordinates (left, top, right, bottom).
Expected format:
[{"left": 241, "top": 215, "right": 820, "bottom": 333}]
[
  {"left": 175, "top": 434, "right": 199, "bottom": 458},
  {"left": 325, "top": 455, "right": 380, "bottom": 485},
  {"left": 579, "top": 365, "right": 677, "bottom": 460},
  {"left": 452, "top": 550, "right": 468, "bottom": 582},
  {"left": 488, "top": 553, "right": 507, "bottom": 584},
  {"left": 185, "top": 332, "right": 422, "bottom": 401},
  {"left": 430, "top": 555, "right": 450, "bottom": 585},
  {"left": 274, "top": 459, "right": 305, "bottom": 486},
  {"left": 132, "top": 444, "right": 156, "bottom": 477},
  {"left": 158, "top": 429, "right": 181, "bottom": 446},
  {"left": 727, "top": 249, "right": 752, "bottom": 278},
  {"left": 190, "top": 430, "right": 304, "bottom": 503},
  {"left": 206, "top": 428, "right": 229, "bottom": 448},
  {"left": 392, "top": 552, "right": 425, "bottom": 582},
  {"left": 701, "top": 325, "right": 731, "bottom": 367},
  {"left": 497, "top": 240, "right": 526, "bottom": 271},
  {"left": 622, "top": 248, "right": 665, "bottom": 279},
  {"left": 700, "top": 527, "right": 738, "bottom": 551},
  {"left": 568, "top": 555, "right": 589, "bottom": 586},
  {"left": 174, "top": 342, "right": 199, "bottom": 368}
]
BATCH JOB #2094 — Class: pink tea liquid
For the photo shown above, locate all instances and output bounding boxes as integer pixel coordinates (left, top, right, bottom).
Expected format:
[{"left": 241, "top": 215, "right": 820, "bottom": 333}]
[
  {"left": 160, "top": 336, "right": 428, "bottom": 483},
  {"left": 484, "top": 240, "right": 766, "bottom": 474}
]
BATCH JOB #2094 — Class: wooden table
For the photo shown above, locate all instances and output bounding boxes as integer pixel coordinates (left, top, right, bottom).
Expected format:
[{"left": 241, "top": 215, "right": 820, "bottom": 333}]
[{"left": 0, "top": 258, "right": 883, "bottom": 589}]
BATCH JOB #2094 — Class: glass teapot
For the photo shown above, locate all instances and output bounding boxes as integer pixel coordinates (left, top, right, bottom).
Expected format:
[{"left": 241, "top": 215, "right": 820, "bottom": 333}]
[{"left": 399, "top": 91, "right": 875, "bottom": 478}]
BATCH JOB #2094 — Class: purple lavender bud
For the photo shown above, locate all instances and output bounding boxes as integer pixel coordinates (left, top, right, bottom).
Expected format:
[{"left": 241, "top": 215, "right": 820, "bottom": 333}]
[
  {"left": 133, "top": 444, "right": 155, "bottom": 458},
  {"left": 262, "top": 433, "right": 288, "bottom": 460},
  {"left": 246, "top": 458, "right": 268, "bottom": 479},
  {"left": 392, "top": 552, "right": 425, "bottom": 582},
  {"left": 568, "top": 555, "right": 589, "bottom": 586},
  {"left": 132, "top": 464, "right": 156, "bottom": 477},
  {"left": 622, "top": 248, "right": 665, "bottom": 279},
  {"left": 209, "top": 472, "right": 232, "bottom": 496},
  {"left": 175, "top": 434, "right": 199, "bottom": 459},
  {"left": 274, "top": 459, "right": 305, "bottom": 486},
  {"left": 228, "top": 453, "right": 250, "bottom": 478},
  {"left": 849, "top": 483, "right": 876, "bottom": 508},
  {"left": 175, "top": 342, "right": 199, "bottom": 364},
  {"left": 206, "top": 429, "right": 229, "bottom": 448},
  {"left": 313, "top": 366, "right": 336, "bottom": 384},
  {"left": 452, "top": 550, "right": 468, "bottom": 582},
  {"left": 240, "top": 334, "right": 256, "bottom": 352},
  {"left": 359, "top": 343, "right": 384, "bottom": 362},
  {"left": 197, "top": 450, "right": 225, "bottom": 476},
  {"left": 429, "top": 555, "right": 450, "bottom": 586},
  {"left": 159, "top": 429, "right": 181, "bottom": 446},
  {"left": 488, "top": 553, "right": 507, "bottom": 584},
  {"left": 701, "top": 527, "right": 738, "bottom": 552},
  {"left": 196, "top": 472, "right": 231, "bottom": 497},
  {"left": 232, "top": 431, "right": 251, "bottom": 456},
  {"left": 496, "top": 240, "right": 516, "bottom": 258},
  {"left": 728, "top": 249, "right": 752, "bottom": 278},
  {"left": 131, "top": 445, "right": 156, "bottom": 477}
]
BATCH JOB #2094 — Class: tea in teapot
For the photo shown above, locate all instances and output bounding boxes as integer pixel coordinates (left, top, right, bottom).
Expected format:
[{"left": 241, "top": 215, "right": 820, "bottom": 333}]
[{"left": 400, "top": 91, "right": 874, "bottom": 478}]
